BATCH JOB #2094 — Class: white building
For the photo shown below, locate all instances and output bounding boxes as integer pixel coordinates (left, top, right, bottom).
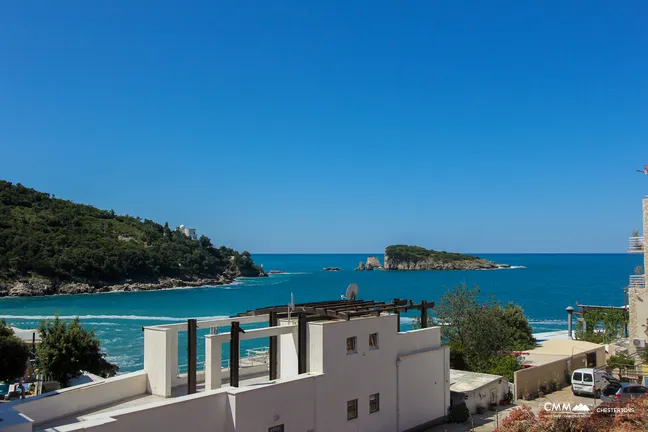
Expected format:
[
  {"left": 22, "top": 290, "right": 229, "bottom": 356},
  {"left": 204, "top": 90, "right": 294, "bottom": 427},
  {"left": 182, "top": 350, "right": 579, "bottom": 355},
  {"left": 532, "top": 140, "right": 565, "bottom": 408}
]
[
  {"left": 449, "top": 370, "right": 509, "bottom": 415},
  {"left": 0, "top": 298, "right": 450, "bottom": 432},
  {"left": 178, "top": 224, "right": 198, "bottom": 241}
]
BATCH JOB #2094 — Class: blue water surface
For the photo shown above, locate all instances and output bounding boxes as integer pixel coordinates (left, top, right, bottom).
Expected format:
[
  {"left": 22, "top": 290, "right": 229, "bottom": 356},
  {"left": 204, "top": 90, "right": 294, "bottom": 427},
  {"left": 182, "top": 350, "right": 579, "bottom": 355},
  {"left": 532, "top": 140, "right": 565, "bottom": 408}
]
[{"left": 0, "top": 254, "right": 640, "bottom": 372}]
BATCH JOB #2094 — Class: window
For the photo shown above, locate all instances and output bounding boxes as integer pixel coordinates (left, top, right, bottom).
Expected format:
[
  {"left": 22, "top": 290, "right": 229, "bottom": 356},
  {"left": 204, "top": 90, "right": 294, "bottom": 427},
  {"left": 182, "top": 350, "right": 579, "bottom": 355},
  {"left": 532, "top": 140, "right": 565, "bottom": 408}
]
[
  {"left": 268, "top": 426, "right": 284, "bottom": 432},
  {"left": 346, "top": 336, "right": 357, "bottom": 354},
  {"left": 369, "top": 393, "right": 380, "bottom": 413},
  {"left": 573, "top": 372, "right": 582, "bottom": 382},
  {"left": 347, "top": 399, "right": 358, "bottom": 420},
  {"left": 369, "top": 333, "right": 379, "bottom": 350},
  {"left": 583, "top": 373, "right": 593, "bottom": 383}
]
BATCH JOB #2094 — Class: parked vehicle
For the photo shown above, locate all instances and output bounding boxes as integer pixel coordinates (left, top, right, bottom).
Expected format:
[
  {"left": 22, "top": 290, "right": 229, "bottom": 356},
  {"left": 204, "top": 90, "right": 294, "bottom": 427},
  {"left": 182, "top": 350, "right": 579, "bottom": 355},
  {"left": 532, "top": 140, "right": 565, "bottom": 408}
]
[
  {"left": 571, "top": 368, "right": 611, "bottom": 397},
  {"left": 601, "top": 383, "right": 648, "bottom": 402}
]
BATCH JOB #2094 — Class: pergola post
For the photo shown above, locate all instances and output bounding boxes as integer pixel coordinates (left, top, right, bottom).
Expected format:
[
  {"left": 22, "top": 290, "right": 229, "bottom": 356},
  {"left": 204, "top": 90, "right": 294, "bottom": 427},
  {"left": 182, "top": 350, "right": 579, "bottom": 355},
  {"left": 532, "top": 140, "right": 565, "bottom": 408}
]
[
  {"left": 187, "top": 319, "right": 197, "bottom": 394},
  {"left": 298, "top": 314, "right": 308, "bottom": 374},
  {"left": 269, "top": 311, "right": 278, "bottom": 380},
  {"left": 230, "top": 321, "right": 241, "bottom": 387}
]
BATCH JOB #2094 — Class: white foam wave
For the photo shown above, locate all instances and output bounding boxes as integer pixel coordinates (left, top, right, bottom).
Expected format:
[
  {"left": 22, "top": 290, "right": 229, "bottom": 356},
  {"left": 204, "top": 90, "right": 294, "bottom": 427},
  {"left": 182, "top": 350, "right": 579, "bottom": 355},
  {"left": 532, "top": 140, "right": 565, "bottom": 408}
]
[
  {"left": 268, "top": 272, "right": 310, "bottom": 275},
  {"left": 529, "top": 319, "right": 568, "bottom": 325},
  {"left": 0, "top": 314, "right": 230, "bottom": 322}
]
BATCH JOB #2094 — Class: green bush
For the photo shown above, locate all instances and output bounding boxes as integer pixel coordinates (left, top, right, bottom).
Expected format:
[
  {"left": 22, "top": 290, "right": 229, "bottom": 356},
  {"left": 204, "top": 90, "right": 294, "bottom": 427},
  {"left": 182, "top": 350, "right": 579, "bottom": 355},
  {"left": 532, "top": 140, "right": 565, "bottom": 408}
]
[
  {"left": 0, "top": 320, "right": 30, "bottom": 382},
  {"left": 449, "top": 402, "right": 470, "bottom": 423},
  {"left": 36, "top": 316, "right": 115, "bottom": 387}
]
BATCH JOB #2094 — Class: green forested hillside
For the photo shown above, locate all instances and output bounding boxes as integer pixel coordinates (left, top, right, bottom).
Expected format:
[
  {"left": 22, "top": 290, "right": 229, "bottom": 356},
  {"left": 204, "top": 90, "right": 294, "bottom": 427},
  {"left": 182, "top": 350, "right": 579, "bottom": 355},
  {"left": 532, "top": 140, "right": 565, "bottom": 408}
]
[
  {"left": 385, "top": 245, "right": 478, "bottom": 263},
  {"left": 0, "top": 181, "right": 264, "bottom": 284}
]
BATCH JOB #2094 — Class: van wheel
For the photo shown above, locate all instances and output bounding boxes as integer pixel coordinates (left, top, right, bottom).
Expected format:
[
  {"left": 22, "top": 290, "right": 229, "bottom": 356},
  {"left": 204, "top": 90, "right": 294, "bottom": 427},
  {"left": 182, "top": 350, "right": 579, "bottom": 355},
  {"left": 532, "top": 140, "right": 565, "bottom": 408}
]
[{"left": 572, "top": 390, "right": 577, "bottom": 396}]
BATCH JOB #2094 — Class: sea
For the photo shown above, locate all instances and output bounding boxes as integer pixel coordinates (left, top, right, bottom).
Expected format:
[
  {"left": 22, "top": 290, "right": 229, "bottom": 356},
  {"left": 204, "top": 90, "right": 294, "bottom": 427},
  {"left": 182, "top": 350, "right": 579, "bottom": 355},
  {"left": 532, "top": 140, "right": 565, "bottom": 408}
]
[{"left": 0, "top": 254, "right": 641, "bottom": 373}]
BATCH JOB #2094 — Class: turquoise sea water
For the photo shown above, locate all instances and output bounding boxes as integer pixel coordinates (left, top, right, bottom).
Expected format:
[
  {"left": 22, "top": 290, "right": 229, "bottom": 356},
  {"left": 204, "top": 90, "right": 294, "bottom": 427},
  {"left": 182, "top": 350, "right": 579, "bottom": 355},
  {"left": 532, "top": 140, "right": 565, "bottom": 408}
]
[{"left": 0, "top": 254, "right": 641, "bottom": 373}]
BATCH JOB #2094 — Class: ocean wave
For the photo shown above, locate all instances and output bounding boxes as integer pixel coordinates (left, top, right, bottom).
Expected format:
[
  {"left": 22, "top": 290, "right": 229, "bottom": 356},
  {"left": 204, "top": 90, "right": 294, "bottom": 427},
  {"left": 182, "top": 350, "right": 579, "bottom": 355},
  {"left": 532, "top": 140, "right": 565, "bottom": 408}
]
[
  {"left": 0, "top": 314, "right": 230, "bottom": 321},
  {"left": 529, "top": 319, "right": 568, "bottom": 325},
  {"left": 268, "top": 272, "right": 310, "bottom": 275}
]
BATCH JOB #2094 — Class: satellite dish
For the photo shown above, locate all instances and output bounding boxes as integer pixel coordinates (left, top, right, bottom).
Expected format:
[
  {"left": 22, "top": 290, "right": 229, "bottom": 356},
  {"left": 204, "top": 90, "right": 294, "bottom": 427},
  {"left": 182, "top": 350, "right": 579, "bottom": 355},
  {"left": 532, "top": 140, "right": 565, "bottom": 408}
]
[{"left": 345, "top": 283, "right": 359, "bottom": 301}]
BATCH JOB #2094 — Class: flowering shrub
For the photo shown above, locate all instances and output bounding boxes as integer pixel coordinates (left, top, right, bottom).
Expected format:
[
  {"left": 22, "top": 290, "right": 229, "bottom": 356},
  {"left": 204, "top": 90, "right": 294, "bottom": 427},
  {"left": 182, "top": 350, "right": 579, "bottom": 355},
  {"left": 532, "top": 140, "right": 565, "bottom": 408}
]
[{"left": 495, "top": 397, "right": 648, "bottom": 432}]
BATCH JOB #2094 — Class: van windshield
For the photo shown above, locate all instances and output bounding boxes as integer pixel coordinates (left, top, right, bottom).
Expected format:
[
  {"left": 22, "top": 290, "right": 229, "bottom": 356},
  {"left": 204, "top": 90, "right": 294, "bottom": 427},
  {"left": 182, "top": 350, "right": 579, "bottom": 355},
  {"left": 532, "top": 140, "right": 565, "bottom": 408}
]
[
  {"left": 573, "top": 372, "right": 582, "bottom": 381},
  {"left": 583, "top": 374, "right": 593, "bottom": 383}
]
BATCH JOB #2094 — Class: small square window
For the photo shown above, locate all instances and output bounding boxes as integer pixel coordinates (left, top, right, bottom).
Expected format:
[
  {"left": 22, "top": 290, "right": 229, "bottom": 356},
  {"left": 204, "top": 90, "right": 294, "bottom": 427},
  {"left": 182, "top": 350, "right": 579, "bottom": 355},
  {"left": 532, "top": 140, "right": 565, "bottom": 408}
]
[
  {"left": 346, "top": 336, "right": 357, "bottom": 354},
  {"left": 370, "top": 393, "right": 380, "bottom": 413},
  {"left": 268, "top": 426, "right": 284, "bottom": 432},
  {"left": 369, "top": 333, "right": 379, "bottom": 350},
  {"left": 347, "top": 399, "right": 358, "bottom": 420}
]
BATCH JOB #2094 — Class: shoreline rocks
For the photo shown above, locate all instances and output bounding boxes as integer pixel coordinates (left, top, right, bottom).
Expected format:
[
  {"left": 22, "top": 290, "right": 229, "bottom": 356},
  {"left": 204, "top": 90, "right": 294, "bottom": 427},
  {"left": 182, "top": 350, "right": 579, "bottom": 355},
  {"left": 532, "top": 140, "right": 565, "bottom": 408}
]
[
  {"left": 0, "top": 275, "right": 243, "bottom": 298},
  {"left": 355, "top": 256, "right": 384, "bottom": 271}
]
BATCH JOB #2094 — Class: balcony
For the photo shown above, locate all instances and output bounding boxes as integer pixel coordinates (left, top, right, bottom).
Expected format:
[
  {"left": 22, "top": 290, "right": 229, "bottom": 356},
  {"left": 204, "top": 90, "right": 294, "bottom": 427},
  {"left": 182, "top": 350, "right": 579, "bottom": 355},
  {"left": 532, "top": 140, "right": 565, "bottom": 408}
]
[
  {"left": 629, "top": 275, "right": 646, "bottom": 290},
  {"left": 628, "top": 236, "right": 644, "bottom": 253}
]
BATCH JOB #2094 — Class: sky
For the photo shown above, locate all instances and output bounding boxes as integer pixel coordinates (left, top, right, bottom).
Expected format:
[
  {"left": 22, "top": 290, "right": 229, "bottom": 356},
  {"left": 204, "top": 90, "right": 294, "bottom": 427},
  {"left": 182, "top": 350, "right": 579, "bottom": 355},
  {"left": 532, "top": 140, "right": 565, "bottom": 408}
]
[{"left": 1, "top": 1, "right": 647, "bottom": 253}]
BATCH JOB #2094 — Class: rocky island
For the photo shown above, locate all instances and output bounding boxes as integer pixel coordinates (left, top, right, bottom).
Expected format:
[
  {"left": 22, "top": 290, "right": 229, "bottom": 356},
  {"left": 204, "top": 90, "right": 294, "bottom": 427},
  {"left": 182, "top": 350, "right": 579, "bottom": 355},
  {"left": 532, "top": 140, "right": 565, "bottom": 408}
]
[
  {"left": 383, "top": 245, "right": 507, "bottom": 270},
  {"left": 0, "top": 181, "right": 266, "bottom": 297}
]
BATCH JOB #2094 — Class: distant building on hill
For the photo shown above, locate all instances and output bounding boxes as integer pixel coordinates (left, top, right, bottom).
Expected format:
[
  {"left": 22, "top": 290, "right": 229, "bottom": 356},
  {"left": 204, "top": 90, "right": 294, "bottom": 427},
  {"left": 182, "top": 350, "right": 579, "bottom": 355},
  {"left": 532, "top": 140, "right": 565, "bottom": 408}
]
[{"left": 177, "top": 224, "right": 198, "bottom": 241}]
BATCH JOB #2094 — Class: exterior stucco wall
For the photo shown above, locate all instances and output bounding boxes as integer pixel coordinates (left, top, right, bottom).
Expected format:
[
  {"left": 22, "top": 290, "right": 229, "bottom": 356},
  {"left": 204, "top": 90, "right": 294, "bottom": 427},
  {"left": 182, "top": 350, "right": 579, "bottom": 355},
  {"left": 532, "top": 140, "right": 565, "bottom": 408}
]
[
  {"left": 512, "top": 347, "right": 604, "bottom": 399},
  {"left": 9, "top": 372, "right": 147, "bottom": 427},
  {"left": 397, "top": 346, "right": 450, "bottom": 430},
  {"left": 70, "top": 388, "right": 231, "bottom": 432},
  {"left": 230, "top": 375, "right": 318, "bottom": 431},
  {"left": 459, "top": 380, "right": 510, "bottom": 414},
  {"left": 313, "top": 315, "right": 400, "bottom": 432},
  {"left": 629, "top": 196, "right": 648, "bottom": 355}
]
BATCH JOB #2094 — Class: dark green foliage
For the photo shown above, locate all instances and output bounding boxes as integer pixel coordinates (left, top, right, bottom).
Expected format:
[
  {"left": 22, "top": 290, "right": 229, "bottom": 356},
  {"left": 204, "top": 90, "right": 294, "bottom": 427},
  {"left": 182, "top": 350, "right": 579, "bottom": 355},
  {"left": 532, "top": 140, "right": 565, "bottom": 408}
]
[
  {"left": 575, "top": 308, "right": 627, "bottom": 344},
  {"left": 36, "top": 316, "right": 114, "bottom": 387},
  {"left": 0, "top": 320, "right": 31, "bottom": 382},
  {"left": 606, "top": 353, "right": 635, "bottom": 379},
  {"left": 449, "top": 402, "right": 470, "bottom": 423},
  {"left": 0, "top": 181, "right": 263, "bottom": 284},
  {"left": 415, "top": 283, "right": 534, "bottom": 378},
  {"left": 385, "top": 245, "right": 478, "bottom": 263}
]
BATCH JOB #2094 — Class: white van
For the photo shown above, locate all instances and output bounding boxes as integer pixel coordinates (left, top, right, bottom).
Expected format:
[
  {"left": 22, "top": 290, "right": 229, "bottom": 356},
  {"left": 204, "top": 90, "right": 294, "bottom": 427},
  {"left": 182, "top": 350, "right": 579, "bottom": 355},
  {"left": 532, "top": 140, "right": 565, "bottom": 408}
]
[{"left": 571, "top": 368, "right": 609, "bottom": 397}]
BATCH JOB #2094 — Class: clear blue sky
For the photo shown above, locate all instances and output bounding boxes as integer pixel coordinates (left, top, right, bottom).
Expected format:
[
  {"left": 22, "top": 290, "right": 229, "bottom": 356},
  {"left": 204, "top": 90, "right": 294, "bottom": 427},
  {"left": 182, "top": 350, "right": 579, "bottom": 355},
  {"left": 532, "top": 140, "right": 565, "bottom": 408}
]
[{"left": 1, "top": 1, "right": 646, "bottom": 253}]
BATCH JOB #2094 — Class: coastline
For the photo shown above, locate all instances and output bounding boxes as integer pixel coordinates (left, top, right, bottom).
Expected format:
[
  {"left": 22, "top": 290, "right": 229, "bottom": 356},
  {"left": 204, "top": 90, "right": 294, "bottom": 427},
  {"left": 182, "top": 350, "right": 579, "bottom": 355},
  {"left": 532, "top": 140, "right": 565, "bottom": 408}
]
[{"left": 0, "top": 276, "right": 238, "bottom": 298}]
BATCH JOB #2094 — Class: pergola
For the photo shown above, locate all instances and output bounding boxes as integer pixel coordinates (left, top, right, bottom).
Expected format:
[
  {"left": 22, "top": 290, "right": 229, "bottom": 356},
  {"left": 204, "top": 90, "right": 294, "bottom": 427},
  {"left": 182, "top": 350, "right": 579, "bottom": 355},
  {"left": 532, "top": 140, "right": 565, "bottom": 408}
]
[{"left": 190, "top": 298, "right": 434, "bottom": 390}]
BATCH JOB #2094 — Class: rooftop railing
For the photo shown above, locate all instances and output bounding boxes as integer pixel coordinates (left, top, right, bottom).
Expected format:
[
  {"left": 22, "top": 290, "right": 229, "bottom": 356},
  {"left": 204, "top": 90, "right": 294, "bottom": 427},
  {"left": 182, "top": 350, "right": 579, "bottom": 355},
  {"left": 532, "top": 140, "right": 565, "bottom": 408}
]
[
  {"left": 177, "top": 346, "right": 270, "bottom": 376},
  {"left": 628, "top": 236, "right": 644, "bottom": 253},
  {"left": 629, "top": 275, "right": 646, "bottom": 290}
]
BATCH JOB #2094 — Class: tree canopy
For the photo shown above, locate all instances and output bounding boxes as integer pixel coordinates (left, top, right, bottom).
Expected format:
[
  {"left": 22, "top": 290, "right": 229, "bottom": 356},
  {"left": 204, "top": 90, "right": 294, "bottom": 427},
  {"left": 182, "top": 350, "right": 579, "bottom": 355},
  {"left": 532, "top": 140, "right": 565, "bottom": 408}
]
[
  {"left": 385, "top": 245, "right": 479, "bottom": 263},
  {"left": 36, "top": 316, "right": 116, "bottom": 387},
  {"left": 575, "top": 307, "right": 627, "bottom": 344},
  {"left": 417, "top": 283, "right": 536, "bottom": 380},
  {"left": 0, "top": 180, "right": 264, "bottom": 285},
  {"left": 0, "top": 319, "right": 30, "bottom": 382}
]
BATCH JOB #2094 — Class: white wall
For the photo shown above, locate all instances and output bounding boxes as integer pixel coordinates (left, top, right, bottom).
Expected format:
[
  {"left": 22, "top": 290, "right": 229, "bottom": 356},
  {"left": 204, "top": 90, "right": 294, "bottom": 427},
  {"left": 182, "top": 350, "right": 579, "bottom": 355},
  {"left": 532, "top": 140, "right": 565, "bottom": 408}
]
[
  {"left": 278, "top": 320, "right": 299, "bottom": 379},
  {"left": 230, "top": 375, "right": 318, "bottom": 431},
  {"left": 8, "top": 372, "right": 147, "bottom": 427},
  {"left": 462, "top": 380, "right": 509, "bottom": 414},
  {"left": 60, "top": 389, "right": 231, "bottom": 432},
  {"left": 397, "top": 347, "right": 449, "bottom": 431},
  {"left": 144, "top": 327, "right": 177, "bottom": 397},
  {"left": 312, "top": 315, "right": 400, "bottom": 432}
]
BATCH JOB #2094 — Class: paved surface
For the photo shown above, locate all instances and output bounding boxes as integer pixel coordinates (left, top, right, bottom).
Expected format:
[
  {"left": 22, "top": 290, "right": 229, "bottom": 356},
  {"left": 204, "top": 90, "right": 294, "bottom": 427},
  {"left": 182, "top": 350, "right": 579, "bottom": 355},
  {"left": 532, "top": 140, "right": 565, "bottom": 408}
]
[{"left": 426, "top": 387, "right": 601, "bottom": 432}]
